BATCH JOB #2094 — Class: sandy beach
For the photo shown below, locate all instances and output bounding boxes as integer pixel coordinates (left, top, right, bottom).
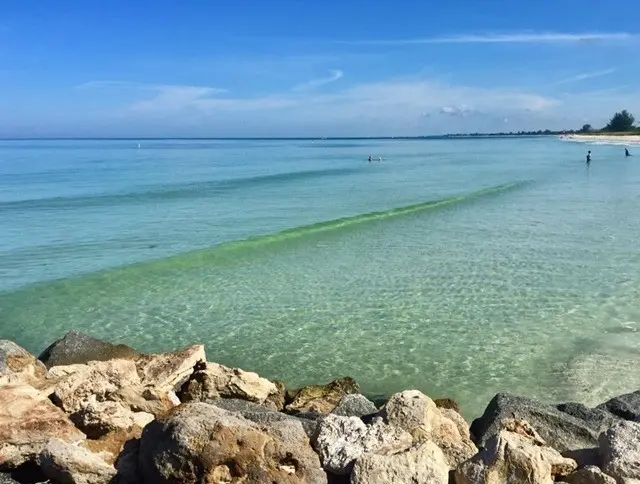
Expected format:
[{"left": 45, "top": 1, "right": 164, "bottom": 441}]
[{"left": 563, "top": 133, "right": 640, "bottom": 145}]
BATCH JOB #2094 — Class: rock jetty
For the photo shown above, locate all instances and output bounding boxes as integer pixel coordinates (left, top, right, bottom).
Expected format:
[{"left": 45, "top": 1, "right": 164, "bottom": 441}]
[{"left": 1, "top": 332, "right": 640, "bottom": 483}]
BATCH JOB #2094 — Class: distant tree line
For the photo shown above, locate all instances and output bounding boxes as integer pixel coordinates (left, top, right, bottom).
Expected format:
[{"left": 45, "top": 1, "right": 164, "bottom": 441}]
[{"left": 446, "top": 110, "right": 639, "bottom": 137}]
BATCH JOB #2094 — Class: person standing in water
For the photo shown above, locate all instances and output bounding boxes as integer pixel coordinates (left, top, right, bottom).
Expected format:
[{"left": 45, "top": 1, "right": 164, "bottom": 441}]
[
  {"left": 586, "top": 150, "right": 592, "bottom": 164},
  {"left": 625, "top": 148, "right": 631, "bottom": 157},
  {"left": 368, "top": 155, "right": 372, "bottom": 163}
]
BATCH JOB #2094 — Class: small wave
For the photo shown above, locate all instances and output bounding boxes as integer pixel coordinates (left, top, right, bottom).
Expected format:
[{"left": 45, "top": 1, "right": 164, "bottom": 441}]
[{"left": 0, "top": 166, "right": 362, "bottom": 212}]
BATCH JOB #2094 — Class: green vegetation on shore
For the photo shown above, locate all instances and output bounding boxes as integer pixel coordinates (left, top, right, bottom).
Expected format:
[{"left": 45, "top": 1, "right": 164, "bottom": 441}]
[{"left": 447, "top": 110, "right": 639, "bottom": 137}]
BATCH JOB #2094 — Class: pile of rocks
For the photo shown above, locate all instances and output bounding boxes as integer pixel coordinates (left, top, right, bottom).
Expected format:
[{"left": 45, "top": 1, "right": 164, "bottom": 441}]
[{"left": 1, "top": 332, "right": 640, "bottom": 483}]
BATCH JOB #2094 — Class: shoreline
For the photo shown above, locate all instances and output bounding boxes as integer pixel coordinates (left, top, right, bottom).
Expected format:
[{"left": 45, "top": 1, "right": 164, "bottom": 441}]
[
  {"left": 562, "top": 133, "right": 640, "bottom": 145},
  {"left": 3, "top": 331, "right": 640, "bottom": 483}
]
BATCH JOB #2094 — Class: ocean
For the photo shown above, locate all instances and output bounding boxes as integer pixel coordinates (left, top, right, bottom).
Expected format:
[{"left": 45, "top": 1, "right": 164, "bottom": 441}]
[{"left": 1, "top": 137, "right": 639, "bottom": 417}]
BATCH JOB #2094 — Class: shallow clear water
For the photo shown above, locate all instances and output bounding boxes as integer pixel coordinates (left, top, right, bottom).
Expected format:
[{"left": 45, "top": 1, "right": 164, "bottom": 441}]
[{"left": 1, "top": 138, "right": 639, "bottom": 417}]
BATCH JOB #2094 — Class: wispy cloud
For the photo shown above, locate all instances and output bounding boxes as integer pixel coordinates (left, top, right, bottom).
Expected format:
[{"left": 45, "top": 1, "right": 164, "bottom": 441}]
[
  {"left": 343, "top": 32, "right": 638, "bottom": 46},
  {"left": 76, "top": 80, "right": 227, "bottom": 95},
  {"left": 554, "top": 68, "right": 617, "bottom": 85},
  {"left": 291, "top": 69, "right": 344, "bottom": 92}
]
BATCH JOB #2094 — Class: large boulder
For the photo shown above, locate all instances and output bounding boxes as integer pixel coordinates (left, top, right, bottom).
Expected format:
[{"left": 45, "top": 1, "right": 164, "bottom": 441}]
[
  {"left": 38, "top": 438, "right": 116, "bottom": 484},
  {"left": 331, "top": 394, "right": 378, "bottom": 418},
  {"left": 286, "top": 377, "right": 360, "bottom": 414},
  {"left": 139, "top": 402, "right": 327, "bottom": 484},
  {"left": 599, "top": 420, "right": 640, "bottom": 482},
  {"left": 351, "top": 441, "right": 450, "bottom": 484},
  {"left": 311, "top": 414, "right": 413, "bottom": 475},
  {"left": 0, "top": 340, "right": 48, "bottom": 388},
  {"left": 51, "top": 359, "right": 141, "bottom": 415},
  {"left": 597, "top": 390, "right": 640, "bottom": 421},
  {"left": 178, "top": 361, "right": 280, "bottom": 407},
  {"left": 471, "top": 393, "right": 612, "bottom": 454},
  {"left": 0, "top": 384, "right": 86, "bottom": 468},
  {"left": 455, "top": 419, "right": 577, "bottom": 484},
  {"left": 50, "top": 359, "right": 152, "bottom": 438},
  {"left": 563, "top": 465, "right": 616, "bottom": 484},
  {"left": 50, "top": 347, "right": 201, "bottom": 437},
  {"left": 381, "top": 390, "right": 476, "bottom": 468},
  {"left": 38, "top": 332, "right": 140, "bottom": 368}
]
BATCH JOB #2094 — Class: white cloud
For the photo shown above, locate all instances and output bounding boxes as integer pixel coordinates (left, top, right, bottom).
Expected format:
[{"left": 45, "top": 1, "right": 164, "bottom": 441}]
[
  {"left": 343, "top": 32, "right": 638, "bottom": 45},
  {"left": 291, "top": 69, "right": 344, "bottom": 92},
  {"left": 554, "top": 68, "right": 617, "bottom": 85},
  {"left": 440, "top": 105, "right": 473, "bottom": 117},
  {"left": 109, "top": 76, "right": 558, "bottom": 133}
]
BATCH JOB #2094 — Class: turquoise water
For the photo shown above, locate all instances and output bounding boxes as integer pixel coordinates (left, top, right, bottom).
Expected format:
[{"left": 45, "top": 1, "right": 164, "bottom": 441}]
[{"left": 2, "top": 138, "right": 640, "bottom": 417}]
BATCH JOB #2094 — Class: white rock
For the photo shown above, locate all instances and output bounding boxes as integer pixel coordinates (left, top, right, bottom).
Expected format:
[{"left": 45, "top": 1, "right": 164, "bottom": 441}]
[
  {"left": 382, "top": 390, "right": 476, "bottom": 468},
  {"left": 135, "top": 344, "right": 206, "bottom": 392},
  {"left": 455, "top": 419, "right": 577, "bottom": 484},
  {"left": 38, "top": 438, "right": 116, "bottom": 484},
  {"left": 312, "top": 414, "right": 413, "bottom": 475},
  {"left": 0, "top": 384, "right": 85, "bottom": 468},
  {"left": 351, "top": 441, "right": 450, "bottom": 484},
  {"left": 179, "top": 361, "right": 279, "bottom": 406}
]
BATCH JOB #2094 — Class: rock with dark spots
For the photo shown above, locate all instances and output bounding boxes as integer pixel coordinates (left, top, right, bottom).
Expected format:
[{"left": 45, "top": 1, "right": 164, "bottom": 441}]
[
  {"left": 139, "top": 402, "right": 327, "bottom": 484},
  {"left": 38, "top": 332, "right": 140, "bottom": 368},
  {"left": 331, "top": 394, "right": 377, "bottom": 418},
  {"left": 311, "top": 414, "right": 413, "bottom": 475},
  {"left": 597, "top": 390, "right": 640, "bottom": 421},
  {"left": 177, "top": 361, "right": 279, "bottom": 407},
  {"left": 286, "top": 377, "right": 360, "bottom": 414},
  {"left": 214, "top": 398, "right": 319, "bottom": 437},
  {"left": 0, "top": 340, "right": 47, "bottom": 388},
  {"left": 599, "top": 420, "right": 640, "bottom": 482},
  {"left": 435, "top": 398, "right": 462, "bottom": 414},
  {"left": 471, "top": 393, "right": 603, "bottom": 454}
]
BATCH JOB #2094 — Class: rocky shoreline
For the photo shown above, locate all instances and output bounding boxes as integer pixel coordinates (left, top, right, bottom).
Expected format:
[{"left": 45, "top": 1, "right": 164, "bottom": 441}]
[{"left": 2, "top": 332, "right": 640, "bottom": 483}]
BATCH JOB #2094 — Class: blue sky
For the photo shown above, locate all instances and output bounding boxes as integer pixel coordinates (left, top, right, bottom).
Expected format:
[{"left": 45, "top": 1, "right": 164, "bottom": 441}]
[{"left": 1, "top": 0, "right": 639, "bottom": 137}]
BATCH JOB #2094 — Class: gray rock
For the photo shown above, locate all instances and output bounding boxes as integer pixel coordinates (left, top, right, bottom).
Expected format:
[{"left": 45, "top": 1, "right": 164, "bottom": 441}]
[
  {"left": 38, "top": 331, "right": 140, "bottom": 368},
  {"left": 557, "top": 402, "right": 620, "bottom": 431},
  {"left": 214, "top": 398, "right": 319, "bottom": 437},
  {"left": 471, "top": 393, "right": 604, "bottom": 455},
  {"left": 139, "top": 402, "right": 327, "bottom": 484},
  {"left": 563, "top": 465, "right": 616, "bottom": 484},
  {"left": 597, "top": 390, "right": 640, "bottom": 421},
  {"left": 38, "top": 438, "right": 117, "bottom": 484},
  {"left": 599, "top": 420, "right": 640, "bottom": 482},
  {"left": 311, "top": 414, "right": 413, "bottom": 475},
  {"left": 331, "top": 394, "right": 377, "bottom": 418}
]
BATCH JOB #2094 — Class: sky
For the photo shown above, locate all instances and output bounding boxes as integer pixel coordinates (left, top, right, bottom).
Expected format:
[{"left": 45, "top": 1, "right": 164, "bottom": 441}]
[{"left": 1, "top": 0, "right": 640, "bottom": 137}]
